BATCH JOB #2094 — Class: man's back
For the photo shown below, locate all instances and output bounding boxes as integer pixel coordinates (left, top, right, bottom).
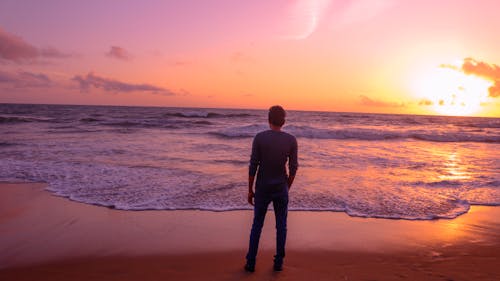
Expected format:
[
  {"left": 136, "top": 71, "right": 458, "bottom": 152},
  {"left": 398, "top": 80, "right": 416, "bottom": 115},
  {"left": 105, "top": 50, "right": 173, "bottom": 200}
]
[
  {"left": 249, "top": 130, "right": 298, "bottom": 189},
  {"left": 245, "top": 105, "right": 298, "bottom": 272}
]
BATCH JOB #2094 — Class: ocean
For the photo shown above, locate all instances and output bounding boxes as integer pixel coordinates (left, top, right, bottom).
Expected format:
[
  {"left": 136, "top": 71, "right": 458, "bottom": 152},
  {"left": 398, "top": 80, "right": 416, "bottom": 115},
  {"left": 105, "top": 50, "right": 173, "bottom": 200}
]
[{"left": 1, "top": 103, "right": 499, "bottom": 220}]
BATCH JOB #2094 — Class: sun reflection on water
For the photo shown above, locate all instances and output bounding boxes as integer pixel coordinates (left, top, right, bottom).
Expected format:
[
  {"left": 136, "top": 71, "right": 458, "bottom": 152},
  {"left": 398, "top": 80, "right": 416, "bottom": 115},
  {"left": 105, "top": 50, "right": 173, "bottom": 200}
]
[{"left": 438, "top": 152, "right": 471, "bottom": 182}]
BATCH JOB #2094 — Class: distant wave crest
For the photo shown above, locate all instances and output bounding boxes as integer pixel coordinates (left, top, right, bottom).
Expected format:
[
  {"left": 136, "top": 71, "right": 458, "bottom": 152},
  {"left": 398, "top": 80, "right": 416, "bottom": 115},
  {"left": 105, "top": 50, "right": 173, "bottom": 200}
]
[
  {"left": 164, "top": 111, "right": 255, "bottom": 118},
  {"left": 454, "top": 120, "right": 500, "bottom": 129},
  {"left": 0, "top": 115, "right": 41, "bottom": 123},
  {"left": 214, "top": 124, "right": 500, "bottom": 143}
]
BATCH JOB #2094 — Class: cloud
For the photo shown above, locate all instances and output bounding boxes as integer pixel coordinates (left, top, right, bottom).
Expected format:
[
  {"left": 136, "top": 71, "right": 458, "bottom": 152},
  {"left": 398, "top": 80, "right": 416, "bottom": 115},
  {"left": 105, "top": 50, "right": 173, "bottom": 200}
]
[
  {"left": 0, "top": 70, "right": 52, "bottom": 87},
  {"left": 462, "top": 58, "right": 500, "bottom": 78},
  {"left": 0, "top": 27, "right": 71, "bottom": 62},
  {"left": 461, "top": 58, "right": 500, "bottom": 97},
  {"left": 419, "top": 99, "right": 433, "bottom": 106},
  {"left": 441, "top": 58, "right": 500, "bottom": 98},
  {"left": 72, "top": 72, "right": 174, "bottom": 95},
  {"left": 488, "top": 83, "right": 500, "bottom": 98},
  {"left": 359, "top": 95, "right": 404, "bottom": 108},
  {"left": 439, "top": 63, "right": 459, "bottom": 71},
  {"left": 106, "top": 46, "right": 130, "bottom": 60},
  {"left": 0, "top": 28, "right": 38, "bottom": 61}
]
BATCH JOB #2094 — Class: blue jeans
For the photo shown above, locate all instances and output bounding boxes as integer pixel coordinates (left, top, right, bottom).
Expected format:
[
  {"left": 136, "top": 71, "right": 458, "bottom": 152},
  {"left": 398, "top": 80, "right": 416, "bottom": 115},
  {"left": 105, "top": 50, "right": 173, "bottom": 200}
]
[{"left": 246, "top": 185, "right": 288, "bottom": 264}]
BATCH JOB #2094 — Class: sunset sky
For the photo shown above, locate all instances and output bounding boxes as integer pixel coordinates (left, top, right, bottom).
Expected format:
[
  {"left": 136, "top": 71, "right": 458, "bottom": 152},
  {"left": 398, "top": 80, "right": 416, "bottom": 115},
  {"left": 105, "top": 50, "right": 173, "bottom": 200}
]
[{"left": 1, "top": 0, "right": 499, "bottom": 116}]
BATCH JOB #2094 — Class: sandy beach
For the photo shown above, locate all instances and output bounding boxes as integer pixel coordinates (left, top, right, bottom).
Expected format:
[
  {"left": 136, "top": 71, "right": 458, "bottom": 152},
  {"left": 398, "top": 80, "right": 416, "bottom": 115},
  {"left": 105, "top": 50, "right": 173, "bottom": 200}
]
[{"left": 1, "top": 182, "right": 499, "bottom": 280}]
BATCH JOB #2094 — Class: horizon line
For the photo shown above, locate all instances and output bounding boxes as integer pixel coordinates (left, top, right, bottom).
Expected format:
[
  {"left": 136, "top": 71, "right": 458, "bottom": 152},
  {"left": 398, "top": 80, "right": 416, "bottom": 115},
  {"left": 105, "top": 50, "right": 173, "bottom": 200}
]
[{"left": 0, "top": 102, "right": 497, "bottom": 119}]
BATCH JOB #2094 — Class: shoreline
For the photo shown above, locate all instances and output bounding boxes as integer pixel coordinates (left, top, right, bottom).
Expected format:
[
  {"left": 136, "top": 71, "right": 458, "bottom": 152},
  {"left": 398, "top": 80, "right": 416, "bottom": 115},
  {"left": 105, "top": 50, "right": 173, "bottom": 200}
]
[
  {"left": 1, "top": 181, "right": 499, "bottom": 280},
  {"left": 19, "top": 180, "right": 496, "bottom": 220}
]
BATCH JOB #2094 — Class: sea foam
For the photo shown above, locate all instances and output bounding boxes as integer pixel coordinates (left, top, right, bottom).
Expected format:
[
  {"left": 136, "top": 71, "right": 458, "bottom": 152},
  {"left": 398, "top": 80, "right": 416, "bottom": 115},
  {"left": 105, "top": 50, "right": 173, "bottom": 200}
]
[{"left": 1, "top": 104, "right": 499, "bottom": 220}]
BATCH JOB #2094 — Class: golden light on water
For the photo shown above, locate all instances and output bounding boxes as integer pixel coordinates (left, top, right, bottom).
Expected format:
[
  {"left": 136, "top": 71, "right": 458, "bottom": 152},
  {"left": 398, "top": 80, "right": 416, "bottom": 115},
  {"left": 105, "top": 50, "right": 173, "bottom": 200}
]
[
  {"left": 413, "top": 64, "right": 493, "bottom": 116},
  {"left": 439, "top": 152, "right": 471, "bottom": 182}
]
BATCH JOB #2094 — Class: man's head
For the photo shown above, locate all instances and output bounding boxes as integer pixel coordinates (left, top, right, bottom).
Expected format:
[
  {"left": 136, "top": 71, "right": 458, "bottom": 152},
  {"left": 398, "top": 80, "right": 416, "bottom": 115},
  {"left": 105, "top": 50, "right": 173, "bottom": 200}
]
[{"left": 268, "top": 105, "right": 286, "bottom": 127}]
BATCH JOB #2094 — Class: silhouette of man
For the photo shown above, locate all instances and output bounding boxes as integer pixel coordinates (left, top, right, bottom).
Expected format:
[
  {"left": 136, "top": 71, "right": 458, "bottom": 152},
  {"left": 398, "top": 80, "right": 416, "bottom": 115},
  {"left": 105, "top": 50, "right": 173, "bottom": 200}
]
[{"left": 245, "top": 105, "right": 298, "bottom": 272}]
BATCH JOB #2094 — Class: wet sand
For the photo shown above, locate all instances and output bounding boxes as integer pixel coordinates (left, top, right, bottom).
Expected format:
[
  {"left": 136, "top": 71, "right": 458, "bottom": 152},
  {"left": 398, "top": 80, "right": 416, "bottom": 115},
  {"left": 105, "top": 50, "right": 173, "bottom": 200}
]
[{"left": 1, "top": 182, "right": 499, "bottom": 280}]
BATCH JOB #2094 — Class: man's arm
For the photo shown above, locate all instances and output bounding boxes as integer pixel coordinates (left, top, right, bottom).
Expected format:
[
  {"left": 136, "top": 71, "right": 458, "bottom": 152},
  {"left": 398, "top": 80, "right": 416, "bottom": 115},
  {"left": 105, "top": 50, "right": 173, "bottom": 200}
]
[
  {"left": 288, "top": 137, "right": 298, "bottom": 190},
  {"left": 287, "top": 175, "right": 295, "bottom": 189},
  {"left": 248, "top": 175, "right": 255, "bottom": 206},
  {"left": 248, "top": 136, "right": 259, "bottom": 205}
]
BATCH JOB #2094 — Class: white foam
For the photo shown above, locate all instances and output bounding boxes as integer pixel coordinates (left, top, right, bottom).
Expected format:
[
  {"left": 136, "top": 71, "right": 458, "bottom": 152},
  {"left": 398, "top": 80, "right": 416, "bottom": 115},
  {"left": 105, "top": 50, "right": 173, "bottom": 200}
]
[
  {"left": 178, "top": 111, "right": 209, "bottom": 118},
  {"left": 1, "top": 105, "right": 499, "bottom": 220},
  {"left": 1, "top": 157, "right": 497, "bottom": 219},
  {"left": 214, "top": 124, "right": 268, "bottom": 137}
]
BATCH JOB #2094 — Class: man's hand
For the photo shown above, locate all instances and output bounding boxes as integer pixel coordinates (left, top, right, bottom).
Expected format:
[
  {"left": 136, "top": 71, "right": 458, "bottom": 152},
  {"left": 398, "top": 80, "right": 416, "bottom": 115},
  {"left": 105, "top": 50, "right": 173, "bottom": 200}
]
[
  {"left": 248, "top": 175, "right": 255, "bottom": 206},
  {"left": 247, "top": 191, "right": 255, "bottom": 206},
  {"left": 287, "top": 175, "right": 295, "bottom": 190}
]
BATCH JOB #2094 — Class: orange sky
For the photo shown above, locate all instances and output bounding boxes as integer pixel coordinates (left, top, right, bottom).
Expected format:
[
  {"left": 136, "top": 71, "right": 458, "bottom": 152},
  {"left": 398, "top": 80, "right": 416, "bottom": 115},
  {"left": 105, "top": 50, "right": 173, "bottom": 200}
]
[{"left": 0, "top": 0, "right": 499, "bottom": 116}]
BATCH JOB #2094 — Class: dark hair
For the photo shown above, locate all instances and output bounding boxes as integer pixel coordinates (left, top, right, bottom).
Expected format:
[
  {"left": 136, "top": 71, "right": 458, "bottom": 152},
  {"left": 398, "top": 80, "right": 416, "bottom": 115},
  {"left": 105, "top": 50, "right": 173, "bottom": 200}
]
[{"left": 268, "top": 105, "right": 286, "bottom": 127}]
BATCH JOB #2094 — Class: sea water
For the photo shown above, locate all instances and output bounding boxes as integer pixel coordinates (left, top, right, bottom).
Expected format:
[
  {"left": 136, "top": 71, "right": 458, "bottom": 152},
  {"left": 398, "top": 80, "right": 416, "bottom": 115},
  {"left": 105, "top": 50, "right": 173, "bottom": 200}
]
[{"left": 1, "top": 104, "right": 499, "bottom": 220}]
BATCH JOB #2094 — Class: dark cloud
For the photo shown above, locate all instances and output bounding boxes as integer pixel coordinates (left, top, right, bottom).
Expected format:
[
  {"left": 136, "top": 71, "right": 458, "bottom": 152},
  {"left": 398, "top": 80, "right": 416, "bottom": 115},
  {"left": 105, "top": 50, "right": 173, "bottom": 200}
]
[
  {"left": 442, "top": 58, "right": 500, "bottom": 98},
  {"left": 0, "top": 27, "right": 70, "bottom": 62},
  {"left": 72, "top": 72, "right": 174, "bottom": 95},
  {"left": 359, "top": 95, "right": 404, "bottom": 108},
  {"left": 106, "top": 46, "right": 130, "bottom": 60},
  {"left": 0, "top": 70, "right": 52, "bottom": 87}
]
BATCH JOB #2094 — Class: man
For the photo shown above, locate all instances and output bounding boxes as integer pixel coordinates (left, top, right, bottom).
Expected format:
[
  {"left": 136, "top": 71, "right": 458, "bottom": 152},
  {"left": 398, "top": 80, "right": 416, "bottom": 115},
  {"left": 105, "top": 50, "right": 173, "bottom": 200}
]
[{"left": 245, "top": 105, "right": 298, "bottom": 272}]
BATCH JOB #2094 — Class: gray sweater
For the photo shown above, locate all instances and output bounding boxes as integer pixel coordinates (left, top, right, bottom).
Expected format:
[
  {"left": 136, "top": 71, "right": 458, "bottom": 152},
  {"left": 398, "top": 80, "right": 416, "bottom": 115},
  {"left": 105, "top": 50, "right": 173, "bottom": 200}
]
[{"left": 249, "top": 130, "right": 298, "bottom": 189}]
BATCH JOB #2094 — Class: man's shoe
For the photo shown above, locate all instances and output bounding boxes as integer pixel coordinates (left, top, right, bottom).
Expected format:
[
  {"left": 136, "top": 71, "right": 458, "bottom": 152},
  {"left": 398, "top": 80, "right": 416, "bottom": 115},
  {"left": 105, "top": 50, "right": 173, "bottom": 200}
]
[
  {"left": 273, "top": 263, "right": 283, "bottom": 272},
  {"left": 244, "top": 263, "right": 255, "bottom": 272},
  {"left": 273, "top": 256, "right": 283, "bottom": 272}
]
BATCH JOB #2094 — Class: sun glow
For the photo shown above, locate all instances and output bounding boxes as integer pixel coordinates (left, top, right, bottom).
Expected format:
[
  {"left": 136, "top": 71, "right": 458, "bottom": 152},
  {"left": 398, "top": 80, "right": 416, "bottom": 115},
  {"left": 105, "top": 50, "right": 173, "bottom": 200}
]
[{"left": 414, "top": 65, "right": 492, "bottom": 116}]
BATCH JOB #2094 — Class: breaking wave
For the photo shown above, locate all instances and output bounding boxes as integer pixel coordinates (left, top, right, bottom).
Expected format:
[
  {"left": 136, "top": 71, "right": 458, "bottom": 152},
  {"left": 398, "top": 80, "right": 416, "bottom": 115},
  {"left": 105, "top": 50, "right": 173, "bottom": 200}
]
[
  {"left": 0, "top": 115, "right": 54, "bottom": 124},
  {"left": 214, "top": 124, "right": 500, "bottom": 143},
  {"left": 164, "top": 111, "right": 255, "bottom": 118}
]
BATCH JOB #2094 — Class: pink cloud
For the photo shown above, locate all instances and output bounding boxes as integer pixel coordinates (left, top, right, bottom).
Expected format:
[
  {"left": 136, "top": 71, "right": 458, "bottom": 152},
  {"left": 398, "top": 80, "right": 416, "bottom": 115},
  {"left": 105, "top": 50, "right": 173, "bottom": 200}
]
[
  {"left": 0, "top": 27, "right": 70, "bottom": 62},
  {"left": 0, "top": 70, "right": 52, "bottom": 88},
  {"left": 72, "top": 72, "right": 174, "bottom": 95},
  {"left": 0, "top": 27, "right": 38, "bottom": 61},
  {"left": 106, "top": 46, "right": 130, "bottom": 60},
  {"left": 359, "top": 95, "right": 404, "bottom": 108}
]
